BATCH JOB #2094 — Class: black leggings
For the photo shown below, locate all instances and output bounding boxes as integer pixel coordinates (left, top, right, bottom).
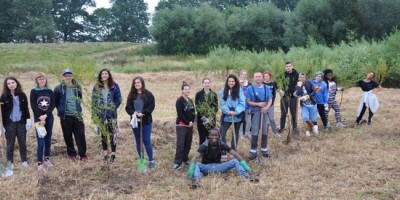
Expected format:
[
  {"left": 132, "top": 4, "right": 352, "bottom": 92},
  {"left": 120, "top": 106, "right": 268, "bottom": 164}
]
[{"left": 356, "top": 103, "right": 374, "bottom": 123}]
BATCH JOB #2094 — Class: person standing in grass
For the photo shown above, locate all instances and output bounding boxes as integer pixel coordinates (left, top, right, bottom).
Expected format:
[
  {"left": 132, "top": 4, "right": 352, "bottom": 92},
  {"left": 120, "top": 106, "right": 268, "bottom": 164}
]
[
  {"left": 30, "top": 73, "right": 55, "bottom": 171},
  {"left": 92, "top": 69, "right": 122, "bottom": 163},
  {"left": 239, "top": 70, "right": 252, "bottom": 138},
  {"left": 220, "top": 74, "right": 245, "bottom": 153},
  {"left": 187, "top": 128, "right": 254, "bottom": 189},
  {"left": 294, "top": 73, "right": 318, "bottom": 137},
  {"left": 323, "top": 69, "right": 345, "bottom": 128},
  {"left": 195, "top": 78, "right": 218, "bottom": 146},
  {"left": 277, "top": 61, "right": 299, "bottom": 137},
  {"left": 355, "top": 71, "right": 381, "bottom": 125},
  {"left": 126, "top": 76, "right": 156, "bottom": 169},
  {"left": 173, "top": 81, "right": 195, "bottom": 170},
  {"left": 1, "top": 77, "right": 32, "bottom": 168},
  {"left": 246, "top": 72, "right": 272, "bottom": 159},
  {"left": 54, "top": 69, "right": 88, "bottom": 162},
  {"left": 263, "top": 71, "right": 280, "bottom": 137},
  {"left": 311, "top": 71, "right": 329, "bottom": 129}
]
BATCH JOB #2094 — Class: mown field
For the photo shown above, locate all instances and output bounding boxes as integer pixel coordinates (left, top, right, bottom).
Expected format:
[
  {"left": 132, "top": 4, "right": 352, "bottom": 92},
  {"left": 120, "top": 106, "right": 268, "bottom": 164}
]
[{"left": 0, "top": 43, "right": 399, "bottom": 200}]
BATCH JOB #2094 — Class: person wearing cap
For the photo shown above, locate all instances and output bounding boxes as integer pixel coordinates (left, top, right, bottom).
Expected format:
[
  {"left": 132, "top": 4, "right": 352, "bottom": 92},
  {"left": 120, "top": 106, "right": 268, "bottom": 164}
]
[
  {"left": 311, "top": 71, "right": 329, "bottom": 129},
  {"left": 54, "top": 68, "right": 88, "bottom": 162},
  {"left": 293, "top": 73, "right": 318, "bottom": 137},
  {"left": 30, "top": 72, "right": 56, "bottom": 170}
]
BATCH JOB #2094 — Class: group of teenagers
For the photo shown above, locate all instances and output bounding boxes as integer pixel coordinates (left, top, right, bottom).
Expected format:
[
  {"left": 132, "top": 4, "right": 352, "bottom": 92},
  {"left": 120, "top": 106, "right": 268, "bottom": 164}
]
[
  {"left": 0, "top": 68, "right": 157, "bottom": 173},
  {"left": 1, "top": 61, "right": 380, "bottom": 186},
  {"left": 173, "top": 61, "right": 381, "bottom": 187}
]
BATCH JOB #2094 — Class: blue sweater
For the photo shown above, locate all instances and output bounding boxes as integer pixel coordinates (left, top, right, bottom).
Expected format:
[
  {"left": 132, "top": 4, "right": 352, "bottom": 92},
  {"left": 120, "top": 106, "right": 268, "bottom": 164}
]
[
  {"left": 311, "top": 79, "right": 328, "bottom": 104},
  {"left": 220, "top": 88, "right": 245, "bottom": 122}
]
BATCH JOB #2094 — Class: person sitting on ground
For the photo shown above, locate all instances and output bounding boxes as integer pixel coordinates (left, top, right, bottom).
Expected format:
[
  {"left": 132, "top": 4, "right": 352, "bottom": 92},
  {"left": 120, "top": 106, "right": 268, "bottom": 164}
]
[{"left": 187, "top": 128, "right": 254, "bottom": 188}]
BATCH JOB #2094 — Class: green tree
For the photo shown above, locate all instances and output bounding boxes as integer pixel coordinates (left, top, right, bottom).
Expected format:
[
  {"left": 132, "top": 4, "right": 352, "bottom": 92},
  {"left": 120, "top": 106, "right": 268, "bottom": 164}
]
[
  {"left": 356, "top": 0, "right": 400, "bottom": 40},
  {"left": 192, "top": 6, "right": 226, "bottom": 53},
  {"left": 0, "top": 0, "right": 17, "bottom": 42},
  {"left": 13, "top": 0, "right": 55, "bottom": 42},
  {"left": 86, "top": 8, "right": 114, "bottom": 41},
  {"left": 52, "top": 0, "right": 95, "bottom": 41},
  {"left": 151, "top": 6, "right": 196, "bottom": 54},
  {"left": 227, "top": 3, "right": 285, "bottom": 51},
  {"left": 110, "top": 0, "right": 150, "bottom": 42},
  {"left": 270, "top": 0, "right": 300, "bottom": 10}
]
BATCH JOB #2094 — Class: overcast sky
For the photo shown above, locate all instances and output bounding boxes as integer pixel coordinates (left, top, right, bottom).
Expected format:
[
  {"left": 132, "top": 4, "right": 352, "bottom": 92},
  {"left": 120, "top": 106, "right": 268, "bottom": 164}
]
[{"left": 95, "top": 0, "right": 160, "bottom": 13}]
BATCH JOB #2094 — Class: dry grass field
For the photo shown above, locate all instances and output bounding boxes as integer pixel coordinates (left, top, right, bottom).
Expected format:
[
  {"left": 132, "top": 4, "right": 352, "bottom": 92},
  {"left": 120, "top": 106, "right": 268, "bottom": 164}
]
[{"left": 0, "top": 71, "right": 399, "bottom": 200}]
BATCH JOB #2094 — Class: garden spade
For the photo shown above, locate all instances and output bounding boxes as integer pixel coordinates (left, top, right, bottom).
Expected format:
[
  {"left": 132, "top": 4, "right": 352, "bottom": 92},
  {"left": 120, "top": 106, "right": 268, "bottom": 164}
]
[
  {"left": 256, "top": 112, "right": 263, "bottom": 165},
  {"left": 231, "top": 116, "right": 237, "bottom": 151},
  {"left": 137, "top": 117, "right": 147, "bottom": 172}
]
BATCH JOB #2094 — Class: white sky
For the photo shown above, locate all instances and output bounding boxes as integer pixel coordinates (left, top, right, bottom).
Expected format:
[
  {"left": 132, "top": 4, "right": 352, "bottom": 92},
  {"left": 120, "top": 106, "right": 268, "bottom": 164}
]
[{"left": 95, "top": 0, "right": 160, "bottom": 13}]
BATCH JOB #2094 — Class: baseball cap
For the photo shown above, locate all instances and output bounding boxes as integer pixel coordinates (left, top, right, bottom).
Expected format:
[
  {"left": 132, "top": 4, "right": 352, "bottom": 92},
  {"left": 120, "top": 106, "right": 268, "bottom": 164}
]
[{"left": 63, "top": 68, "right": 73, "bottom": 76}]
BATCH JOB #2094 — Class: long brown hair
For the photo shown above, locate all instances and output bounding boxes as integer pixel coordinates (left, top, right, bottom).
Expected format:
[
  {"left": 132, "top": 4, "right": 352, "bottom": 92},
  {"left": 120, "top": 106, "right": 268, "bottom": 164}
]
[
  {"left": 2, "top": 77, "right": 24, "bottom": 97},
  {"left": 223, "top": 74, "right": 240, "bottom": 101},
  {"left": 127, "top": 76, "right": 147, "bottom": 101},
  {"left": 96, "top": 68, "right": 114, "bottom": 88}
]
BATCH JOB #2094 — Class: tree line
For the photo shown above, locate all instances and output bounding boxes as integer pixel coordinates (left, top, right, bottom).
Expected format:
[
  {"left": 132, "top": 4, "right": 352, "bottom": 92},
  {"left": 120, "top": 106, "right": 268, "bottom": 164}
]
[
  {"left": 0, "top": 0, "right": 149, "bottom": 43},
  {"left": 152, "top": 0, "right": 400, "bottom": 54},
  {"left": 1, "top": 0, "right": 400, "bottom": 55}
]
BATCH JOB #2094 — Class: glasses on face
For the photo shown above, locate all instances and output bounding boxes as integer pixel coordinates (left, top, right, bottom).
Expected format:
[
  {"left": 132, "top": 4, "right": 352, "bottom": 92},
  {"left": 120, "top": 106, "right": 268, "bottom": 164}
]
[{"left": 63, "top": 74, "right": 73, "bottom": 78}]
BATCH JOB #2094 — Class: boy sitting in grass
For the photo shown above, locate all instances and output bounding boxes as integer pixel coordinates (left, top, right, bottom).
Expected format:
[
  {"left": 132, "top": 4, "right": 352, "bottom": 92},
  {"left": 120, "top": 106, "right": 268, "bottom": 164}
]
[{"left": 187, "top": 128, "right": 255, "bottom": 189}]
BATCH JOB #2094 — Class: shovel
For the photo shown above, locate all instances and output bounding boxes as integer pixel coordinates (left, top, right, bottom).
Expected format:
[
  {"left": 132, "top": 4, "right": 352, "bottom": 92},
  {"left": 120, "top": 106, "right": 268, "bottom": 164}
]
[
  {"left": 136, "top": 116, "right": 147, "bottom": 172},
  {"left": 231, "top": 116, "right": 237, "bottom": 151},
  {"left": 256, "top": 112, "right": 264, "bottom": 165},
  {"left": 0, "top": 103, "right": 13, "bottom": 177}
]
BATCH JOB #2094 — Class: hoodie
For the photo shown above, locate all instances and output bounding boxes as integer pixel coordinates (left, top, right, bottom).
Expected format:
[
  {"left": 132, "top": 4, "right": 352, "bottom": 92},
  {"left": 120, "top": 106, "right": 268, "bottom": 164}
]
[{"left": 311, "top": 79, "right": 328, "bottom": 104}]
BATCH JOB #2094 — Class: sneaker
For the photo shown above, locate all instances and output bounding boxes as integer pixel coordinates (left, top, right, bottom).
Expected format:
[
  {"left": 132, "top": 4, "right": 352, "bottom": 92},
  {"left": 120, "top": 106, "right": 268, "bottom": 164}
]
[
  {"left": 336, "top": 122, "right": 345, "bottom": 128},
  {"left": 21, "top": 161, "right": 29, "bottom": 168},
  {"left": 274, "top": 132, "right": 282, "bottom": 138},
  {"left": 367, "top": 120, "right": 371, "bottom": 125},
  {"left": 44, "top": 159, "right": 54, "bottom": 168},
  {"left": 110, "top": 155, "right": 116, "bottom": 163},
  {"left": 313, "top": 125, "right": 318, "bottom": 135},
  {"left": 80, "top": 156, "right": 89, "bottom": 162},
  {"left": 172, "top": 163, "right": 181, "bottom": 170},
  {"left": 326, "top": 122, "right": 331, "bottom": 127},
  {"left": 69, "top": 156, "right": 77, "bottom": 162},
  {"left": 191, "top": 178, "right": 200, "bottom": 189},
  {"left": 277, "top": 128, "right": 283, "bottom": 134},
  {"left": 103, "top": 155, "right": 108, "bottom": 162},
  {"left": 10, "top": 163, "right": 14, "bottom": 170},
  {"left": 305, "top": 130, "right": 311, "bottom": 137},
  {"left": 249, "top": 152, "right": 257, "bottom": 160},
  {"left": 37, "top": 164, "right": 44, "bottom": 171},
  {"left": 262, "top": 151, "right": 269, "bottom": 158},
  {"left": 149, "top": 161, "right": 156, "bottom": 169},
  {"left": 242, "top": 174, "right": 258, "bottom": 182}
]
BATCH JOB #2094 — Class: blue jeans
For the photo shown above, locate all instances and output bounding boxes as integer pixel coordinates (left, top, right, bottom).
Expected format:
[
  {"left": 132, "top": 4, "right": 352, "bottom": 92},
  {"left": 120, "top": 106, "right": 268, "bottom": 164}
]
[
  {"left": 301, "top": 105, "right": 317, "bottom": 123},
  {"left": 193, "top": 159, "right": 247, "bottom": 179},
  {"left": 35, "top": 114, "right": 54, "bottom": 162},
  {"left": 132, "top": 123, "right": 153, "bottom": 161}
]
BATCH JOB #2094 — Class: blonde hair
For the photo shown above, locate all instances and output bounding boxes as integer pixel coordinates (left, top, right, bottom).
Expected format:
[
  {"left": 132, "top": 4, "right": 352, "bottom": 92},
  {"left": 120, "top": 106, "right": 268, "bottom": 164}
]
[{"left": 35, "top": 72, "right": 47, "bottom": 87}]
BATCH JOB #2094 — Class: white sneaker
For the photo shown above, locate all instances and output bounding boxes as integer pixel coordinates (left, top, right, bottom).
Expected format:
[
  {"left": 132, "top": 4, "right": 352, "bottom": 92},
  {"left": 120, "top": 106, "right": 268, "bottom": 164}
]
[
  {"left": 313, "top": 125, "right": 319, "bottom": 135},
  {"left": 336, "top": 122, "right": 345, "bottom": 128},
  {"left": 21, "top": 161, "right": 29, "bottom": 168},
  {"left": 44, "top": 160, "right": 54, "bottom": 168},
  {"left": 305, "top": 130, "right": 311, "bottom": 137},
  {"left": 326, "top": 122, "right": 331, "bottom": 127}
]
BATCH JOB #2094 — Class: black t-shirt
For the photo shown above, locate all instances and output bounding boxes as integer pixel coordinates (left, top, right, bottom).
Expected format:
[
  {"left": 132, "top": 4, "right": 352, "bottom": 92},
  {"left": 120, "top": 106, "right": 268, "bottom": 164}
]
[
  {"left": 357, "top": 80, "right": 379, "bottom": 92},
  {"left": 197, "top": 140, "right": 231, "bottom": 164}
]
